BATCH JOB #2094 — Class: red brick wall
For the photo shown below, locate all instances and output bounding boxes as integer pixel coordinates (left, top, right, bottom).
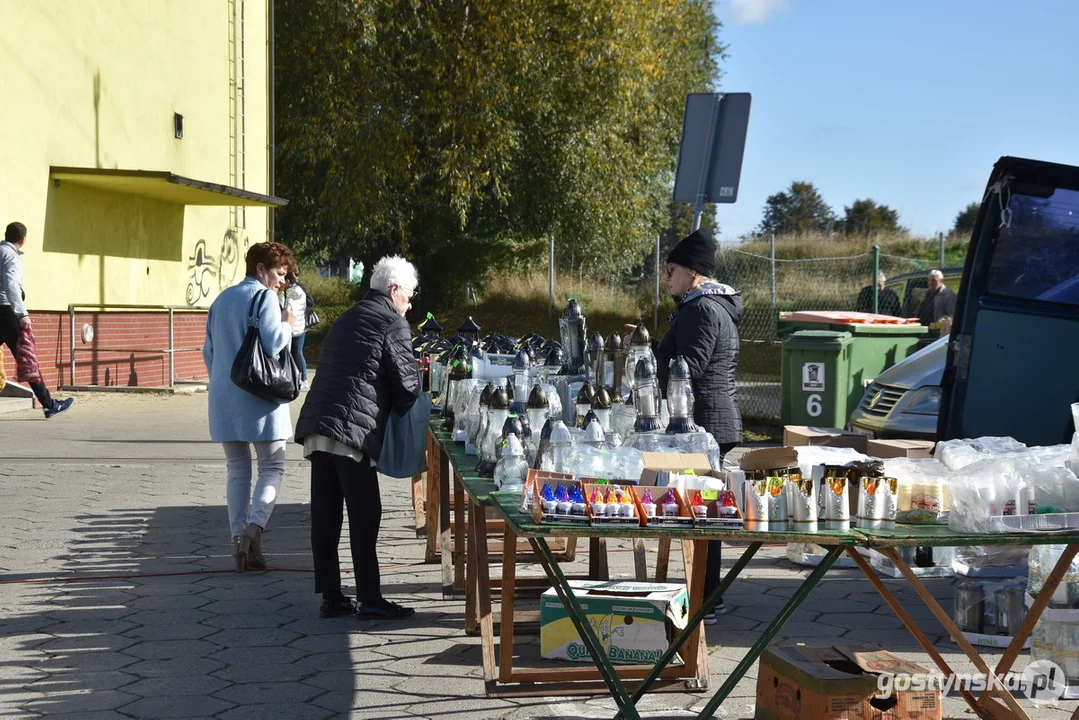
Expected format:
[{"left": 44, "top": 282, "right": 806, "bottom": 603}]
[{"left": 1, "top": 310, "right": 208, "bottom": 389}]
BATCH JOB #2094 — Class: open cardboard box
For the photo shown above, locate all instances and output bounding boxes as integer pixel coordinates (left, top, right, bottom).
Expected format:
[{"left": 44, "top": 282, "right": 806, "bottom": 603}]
[
  {"left": 582, "top": 481, "right": 642, "bottom": 526},
  {"left": 866, "top": 438, "right": 936, "bottom": 459},
  {"left": 638, "top": 452, "right": 713, "bottom": 487},
  {"left": 526, "top": 469, "right": 590, "bottom": 526},
  {"left": 783, "top": 425, "right": 869, "bottom": 453},
  {"left": 642, "top": 485, "right": 695, "bottom": 528},
  {"left": 755, "top": 642, "right": 941, "bottom": 720}
]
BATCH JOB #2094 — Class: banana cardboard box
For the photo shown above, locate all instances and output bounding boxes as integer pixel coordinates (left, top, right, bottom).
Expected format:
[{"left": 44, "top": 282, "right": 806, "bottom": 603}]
[{"left": 540, "top": 581, "right": 688, "bottom": 664}]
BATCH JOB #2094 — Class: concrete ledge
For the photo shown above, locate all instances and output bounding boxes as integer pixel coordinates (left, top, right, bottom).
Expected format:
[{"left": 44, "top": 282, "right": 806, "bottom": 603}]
[{"left": 62, "top": 383, "right": 207, "bottom": 394}]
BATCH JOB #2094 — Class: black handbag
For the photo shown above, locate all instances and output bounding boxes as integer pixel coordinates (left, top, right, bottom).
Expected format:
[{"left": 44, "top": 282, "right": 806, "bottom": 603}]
[{"left": 230, "top": 289, "right": 302, "bottom": 403}]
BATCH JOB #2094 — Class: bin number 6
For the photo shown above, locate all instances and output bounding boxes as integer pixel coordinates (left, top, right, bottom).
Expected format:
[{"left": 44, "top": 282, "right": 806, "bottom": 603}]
[{"left": 806, "top": 394, "right": 822, "bottom": 418}]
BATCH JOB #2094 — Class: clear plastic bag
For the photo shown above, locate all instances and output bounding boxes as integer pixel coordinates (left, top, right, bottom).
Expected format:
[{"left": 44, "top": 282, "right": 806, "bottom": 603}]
[
  {"left": 935, "top": 436, "right": 1028, "bottom": 471},
  {"left": 948, "top": 457, "right": 1037, "bottom": 534},
  {"left": 1028, "top": 544, "right": 1079, "bottom": 601}
]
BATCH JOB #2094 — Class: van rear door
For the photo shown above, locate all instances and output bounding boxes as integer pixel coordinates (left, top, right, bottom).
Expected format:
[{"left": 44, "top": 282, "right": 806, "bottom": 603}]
[{"left": 939, "top": 156, "right": 1079, "bottom": 445}]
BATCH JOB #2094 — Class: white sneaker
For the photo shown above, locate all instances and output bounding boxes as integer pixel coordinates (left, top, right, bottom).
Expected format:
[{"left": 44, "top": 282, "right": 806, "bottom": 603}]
[{"left": 301, "top": 381, "right": 310, "bottom": 391}]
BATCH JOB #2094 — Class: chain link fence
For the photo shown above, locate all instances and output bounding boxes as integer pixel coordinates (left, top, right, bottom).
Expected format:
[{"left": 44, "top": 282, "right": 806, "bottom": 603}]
[{"left": 717, "top": 247, "right": 944, "bottom": 421}]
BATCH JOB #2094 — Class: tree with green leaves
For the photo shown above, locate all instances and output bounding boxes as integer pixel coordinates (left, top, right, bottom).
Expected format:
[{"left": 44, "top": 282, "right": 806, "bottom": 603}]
[
  {"left": 275, "top": 0, "right": 723, "bottom": 303},
  {"left": 756, "top": 181, "right": 836, "bottom": 236},
  {"left": 841, "top": 198, "right": 901, "bottom": 236},
  {"left": 952, "top": 202, "right": 980, "bottom": 237}
]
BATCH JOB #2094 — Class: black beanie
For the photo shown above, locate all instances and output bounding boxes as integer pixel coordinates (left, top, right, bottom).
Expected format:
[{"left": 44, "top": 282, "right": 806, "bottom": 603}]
[{"left": 666, "top": 227, "right": 716, "bottom": 278}]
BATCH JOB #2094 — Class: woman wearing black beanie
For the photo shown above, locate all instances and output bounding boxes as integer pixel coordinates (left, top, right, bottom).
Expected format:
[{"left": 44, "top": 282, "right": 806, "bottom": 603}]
[{"left": 656, "top": 226, "right": 744, "bottom": 624}]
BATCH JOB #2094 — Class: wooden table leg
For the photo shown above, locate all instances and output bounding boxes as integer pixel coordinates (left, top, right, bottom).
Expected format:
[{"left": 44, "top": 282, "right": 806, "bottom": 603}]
[
  {"left": 465, "top": 496, "right": 479, "bottom": 636},
  {"left": 411, "top": 471, "right": 426, "bottom": 537},
  {"left": 452, "top": 465, "right": 467, "bottom": 591},
  {"left": 680, "top": 539, "right": 709, "bottom": 686},
  {"left": 633, "top": 539, "right": 648, "bottom": 581},
  {"left": 878, "top": 547, "right": 1029, "bottom": 720},
  {"left": 588, "top": 537, "right": 609, "bottom": 581},
  {"left": 439, "top": 447, "right": 453, "bottom": 598},
  {"left": 424, "top": 437, "right": 440, "bottom": 562},
  {"left": 475, "top": 503, "right": 497, "bottom": 687},
  {"left": 499, "top": 525, "right": 519, "bottom": 684},
  {"left": 655, "top": 538, "right": 671, "bottom": 582}
]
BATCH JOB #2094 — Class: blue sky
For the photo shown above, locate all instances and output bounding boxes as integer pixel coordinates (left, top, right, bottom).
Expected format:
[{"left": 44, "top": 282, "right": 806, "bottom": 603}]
[{"left": 709, "top": 0, "right": 1079, "bottom": 241}]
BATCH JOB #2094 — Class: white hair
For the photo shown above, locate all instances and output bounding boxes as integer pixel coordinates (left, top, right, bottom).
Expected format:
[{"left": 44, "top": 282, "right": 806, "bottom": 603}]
[
  {"left": 370, "top": 255, "right": 418, "bottom": 294},
  {"left": 928, "top": 269, "right": 944, "bottom": 280},
  {"left": 878, "top": 272, "right": 887, "bottom": 284}
]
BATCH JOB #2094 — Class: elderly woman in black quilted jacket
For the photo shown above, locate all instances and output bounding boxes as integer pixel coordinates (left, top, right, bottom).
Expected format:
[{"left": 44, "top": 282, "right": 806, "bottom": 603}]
[
  {"left": 295, "top": 255, "right": 419, "bottom": 620},
  {"left": 656, "top": 226, "right": 744, "bottom": 625}
]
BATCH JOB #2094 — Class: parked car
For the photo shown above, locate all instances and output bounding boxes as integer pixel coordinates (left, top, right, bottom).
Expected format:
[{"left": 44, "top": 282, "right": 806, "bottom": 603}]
[
  {"left": 848, "top": 335, "right": 947, "bottom": 440},
  {"left": 885, "top": 267, "right": 962, "bottom": 319}
]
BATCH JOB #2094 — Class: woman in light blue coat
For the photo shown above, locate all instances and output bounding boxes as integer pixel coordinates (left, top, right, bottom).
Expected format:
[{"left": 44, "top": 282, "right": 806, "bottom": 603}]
[{"left": 204, "top": 241, "right": 297, "bottom": 572}]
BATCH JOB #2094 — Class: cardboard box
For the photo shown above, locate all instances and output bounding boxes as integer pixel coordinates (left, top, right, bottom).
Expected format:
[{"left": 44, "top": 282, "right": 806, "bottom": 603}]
[
  {"left": 755, "top": 643, "right": 941, "bottom": 720},
  {"left": 540, "top": 580, "right": 688, "bottom": 664},
  {"left": 783, "top": 426, "right": 869, "bottom": 453},
  {"left": 638, "top": 452, "right": 713, "bottom": 487},
  {"left": 866, "top": 439, "right": 936, "bottom": 459},
  {"left": 739, "top": 446, "right": 800, "bottom": 473},
  {"left": 526, "top": 470, "right": 590, "bottom": 526},
  {"left": 583, "top": 482, "right": 642, "bottom": 526}
]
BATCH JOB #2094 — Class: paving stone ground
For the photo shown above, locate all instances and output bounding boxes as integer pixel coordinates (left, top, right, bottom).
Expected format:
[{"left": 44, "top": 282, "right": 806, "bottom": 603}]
[{"left": 0, "top": 391, "right": 1074, "bottom": 719}]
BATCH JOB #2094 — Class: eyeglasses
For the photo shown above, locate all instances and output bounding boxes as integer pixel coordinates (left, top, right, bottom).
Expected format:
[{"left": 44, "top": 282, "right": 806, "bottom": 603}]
[
  {"left": 395, "top": 284, "right": 417, "bottom": 301},
  {"left": 665, "top": 264, "right": 680, "bottom": 278}
]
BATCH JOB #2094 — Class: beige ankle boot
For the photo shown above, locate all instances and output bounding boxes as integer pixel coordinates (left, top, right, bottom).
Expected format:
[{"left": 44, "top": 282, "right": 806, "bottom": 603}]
[{"left": 232, "top": 535, "right": 248, "bottom": 573}]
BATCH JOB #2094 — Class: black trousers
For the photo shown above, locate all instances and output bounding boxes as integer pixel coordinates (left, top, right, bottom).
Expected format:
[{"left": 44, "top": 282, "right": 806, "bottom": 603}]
[
  {"left": 0, "top": 305, "right": 53, "bottom": 409},
  {"left": 703, "top": 442, "right": 739, "bottom": 605},
  {"left": 309, "top": 451, "right": 383, "bottom": 604}
]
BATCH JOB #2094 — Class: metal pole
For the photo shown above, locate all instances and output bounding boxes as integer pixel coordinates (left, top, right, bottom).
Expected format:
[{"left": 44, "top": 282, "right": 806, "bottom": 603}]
[
  {"left": 872, "top": 244, "right": 880, "bottom": 314},
  {"left": 692, "top": 96, "right": 722, "bottom": 231},
  {"left": 548, "top": 234, "right": 555, "bottom": 317},
  {"left": 769, "top": 233, "right": 777, "bottom": 320},
  {"left": 68, "top": 307, "right": 76, "bottom": 387},
  {"left": 654, "top": 234, "right": 660, "bottom": 328},
  {"left": 938, "top": 231, "right": 945, "bottom": 268},
  {"left": 168, "top": 307, "right": 175, "bottom": 388}
]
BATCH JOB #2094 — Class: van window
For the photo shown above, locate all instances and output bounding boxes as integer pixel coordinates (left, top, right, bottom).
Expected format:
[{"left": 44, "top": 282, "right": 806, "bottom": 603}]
[{"left": 986, "top": 187, "right": 1079, "bottom": 305}]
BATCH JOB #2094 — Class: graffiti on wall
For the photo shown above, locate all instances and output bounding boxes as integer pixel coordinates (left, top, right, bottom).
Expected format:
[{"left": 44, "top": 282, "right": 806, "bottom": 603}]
[{"left": 185, "top": 228, "right": 249, "bottom": 306}]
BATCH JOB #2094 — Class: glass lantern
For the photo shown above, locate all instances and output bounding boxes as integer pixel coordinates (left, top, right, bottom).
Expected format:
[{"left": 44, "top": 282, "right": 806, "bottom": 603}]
[
  {"left": 441, "top": 345, "right": 471, "bottom": 430},
  {"left": 558, "top": 299, "right": 588, "bottom": 375},
  {"left": 601, "top": 332, "right": 624, "bottom": 400},
  {"left": 665, "top": 356, "right": 698, "bottom": 434},
  {"left": 509, "top": 348, "right": 531, "bottom": 416},
  {"left": 575, "top": 381, "right": 596, "bottom": 429},
  {"left": 419, "top": 314, "right": 444, "bottom": 337},
  {"left": 477, "top": 386, "right": 509, "bottom": 477},
  {"left": 457, "top": 317, "right": 481, "bottom": 346},
  {"left": 590, "top": 386, "right": 613, "bottom": 432},
  {"left": 632, "top": 357, "right": 662, "bottom": 433},
  {"left": 498, "top": 413, "right": 524, "bottom": 463},
  {"left": 493, "top": 433, "right": 529, "bottom": 492},
  {"left": 624, "top": 324, "right": 656, "bottom": 397},
  {"left": 468, "top": 382, "right": 494, "bottom": 453},
  {"left": 541, "top": 344, "right": 565, "bottom": 384},
  {"left": 587, "top": 331, "right": 605, "bottom": 384},
  {"left": 525, "top": 385, "right": 550, "bottom": 465}
]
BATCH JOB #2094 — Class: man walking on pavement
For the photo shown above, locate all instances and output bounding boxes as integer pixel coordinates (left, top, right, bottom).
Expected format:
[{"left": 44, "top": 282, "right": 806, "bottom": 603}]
[{"left": 0, "top": 222, "right": 74, "bottom": 418}]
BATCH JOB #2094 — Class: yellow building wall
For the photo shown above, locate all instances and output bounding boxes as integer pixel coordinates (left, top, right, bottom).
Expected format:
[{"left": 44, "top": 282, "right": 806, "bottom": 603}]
[{"left": 0, "top": 0, "right": 272, "bottom": 310}]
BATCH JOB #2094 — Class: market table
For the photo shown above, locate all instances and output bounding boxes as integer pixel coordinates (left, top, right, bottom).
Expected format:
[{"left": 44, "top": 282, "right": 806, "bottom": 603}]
[{"left": 488, "top": 492, "right": 1079, "bottom": 720}]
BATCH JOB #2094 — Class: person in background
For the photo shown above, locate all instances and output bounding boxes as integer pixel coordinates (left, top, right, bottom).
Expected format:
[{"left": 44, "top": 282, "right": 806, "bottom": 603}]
[
  {"left": 917, "top": 269, "right": 957, "bottom": 332},
  {"left": 295, "top": 255, "right": 420, "bottom": 620},
  {"left": 204, "top": 242, "right": 297, "bottom": 572},
  {"left": 656, "top": 226, "right": 743, "bottom": 626},
  {"left": 0, "top": 222, "right": 74, "bottom": 418},
  {"left": 284, "top": 270, "right": 310, "bottom": 391},
  {"left": 856, "top": 272, "right": 902, "bottom": 316}
]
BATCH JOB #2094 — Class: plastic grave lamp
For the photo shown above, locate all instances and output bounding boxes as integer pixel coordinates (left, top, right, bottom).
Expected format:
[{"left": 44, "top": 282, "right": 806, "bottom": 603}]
[
  {"left": 457, "top": 316, "right": 481, "bottom": 345},
  {"left": 575, "top": 381, "right": 597, "bottom": 429},
  {"left": 441, "top": 345, "right": 471, "bottom": 431},
  {"left": 493, "top": 433, "right": 528, "bottom": 491},
  {"left": 632, "top": 357, "right": 662, "bottom": 433},
  {"left": 477, "top": 386, "right": 509, "bottom": 477},
  {"left": 624, "top": 324, "right": 655, "bottom": 396},
  {"left": 419, "top": 313, "right": 443, "bottom": 337},
  {"left": 469, "top": 382, "right": 494, "bottom": 449},
  {"left": 590, "top": 386, "right": 613, "bottom": 432},
  {"left": 558, "top": 298, "right": 588, "bottom": 375},
  {"left": 509, "top": 348, "right": 531, "bottom": 416},
  {"left": 665, "top": 356, "right": 698, "bottom": 434},
  {"left": 541, "top": 343, "right": 565, "bottom": 384},
  {"left": 601, "top": 332, "right": 624, "bottom": 400},
  {"left": 587, "top": 331, "right": 605, "bottom": 383}
]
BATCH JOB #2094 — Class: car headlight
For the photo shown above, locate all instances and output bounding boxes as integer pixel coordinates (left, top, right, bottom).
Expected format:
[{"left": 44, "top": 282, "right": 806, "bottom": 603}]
[{"left": 904, "top": 386, "right": 941, "bottom": 415}]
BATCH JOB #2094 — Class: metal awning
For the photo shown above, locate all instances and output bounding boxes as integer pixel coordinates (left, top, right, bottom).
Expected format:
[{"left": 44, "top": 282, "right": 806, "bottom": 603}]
[{"left": 49, "top": 167, "right": 288, "bottom": 207}]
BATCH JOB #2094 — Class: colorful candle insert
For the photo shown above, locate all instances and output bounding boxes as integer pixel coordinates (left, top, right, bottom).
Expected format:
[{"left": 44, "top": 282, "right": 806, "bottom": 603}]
[
  {"left": 690, "top": 490, "right": 708, "bottom": 519},
  {"left": 718, "top": 489, "right": 738, "bottom": 518},
  {"left": 661, "top": 489, "right": 679, "bottom": 517},
  {"left": 640, "top": 488, "right": 657, "bottom": 518}
]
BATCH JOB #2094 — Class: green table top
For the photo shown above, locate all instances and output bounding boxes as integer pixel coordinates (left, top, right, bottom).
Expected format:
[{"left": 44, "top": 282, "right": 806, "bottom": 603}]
[{"left": 430, "top": 423, "right": 1079, "bottom": 547}]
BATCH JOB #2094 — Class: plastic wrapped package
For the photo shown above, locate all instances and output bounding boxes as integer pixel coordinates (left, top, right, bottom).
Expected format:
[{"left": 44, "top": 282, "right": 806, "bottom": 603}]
[
  {"left": 792, "top": 446, "right": 871, "bottom": 482},
  {"left": 948, "top": 457, "right": 1039, "bottom": 534},
  {"left": 935, "top": 436, "right": 1028, "bottom": 471},
  {"left": 610, "top": 403, "right": 636, "bottom": 440},
  {"left": 954, "top": 545, "right": 1030, "bottom": 574},
  {"left": 785, "top": 543, "right": 859, "bottom": 568},
  {"left": 952, "top": 577, "right": 1029, "bottom": 636},
  {"left": 1028, "top": 544, "right": 1079, "bottom": 601},
  {"left": 1032, "top": 618, "right": 1079, "bottom": 684},
  {"left": 882, "top": 457, "right": 951, "bottom": 514},
  {"left": 1068, "top": 401, "right": 1079, "bottom": 476},
  {"left": 452, "top": 379, "right": 481, "bottom": 438},
  {"left": 1028, "top": 444, "right": 1071, "bottom": 468}
]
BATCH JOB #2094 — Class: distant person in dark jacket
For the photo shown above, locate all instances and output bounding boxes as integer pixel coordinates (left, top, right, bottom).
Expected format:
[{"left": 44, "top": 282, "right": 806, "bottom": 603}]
[
  {"left": 856, "top": 272, "right": 902, "bottom": 316},
  {"left": 917, "top": 269, "right": 957, "bottom": 332},
  {"left": 656, "top": 226, "right": 743, "bottom": 625},
  {"left": 295, "top": 255, "right": 420, "bottom": 620}
]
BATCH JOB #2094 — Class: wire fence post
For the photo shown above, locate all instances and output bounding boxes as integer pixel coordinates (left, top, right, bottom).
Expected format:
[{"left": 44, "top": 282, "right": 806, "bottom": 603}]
[
  {"left": 549, "top": 234, "right": 555, "bottom": 317},
  {"left": 872, "top": 245, "right": 880, "bottom": 313},
  {"left": 654, "top": 234, "right": 661, "bottom": 328},
  {"left": 769, "top": 233, "right": 777, "bottom": 321},
  {"left": 938, "top": 231, "right": 945, "bottom": 268}
]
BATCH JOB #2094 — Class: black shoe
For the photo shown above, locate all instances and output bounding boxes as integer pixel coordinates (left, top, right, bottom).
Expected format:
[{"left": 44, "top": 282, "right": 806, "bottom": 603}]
[
  {"left": 319, "top": 596, "right": 357, "bottom": 618},
  {"left": 355, "top": 600, "right": 415, "bottom": 620},
  {"left": 45, "top": 397, "right": 74, "bottom": 418}
]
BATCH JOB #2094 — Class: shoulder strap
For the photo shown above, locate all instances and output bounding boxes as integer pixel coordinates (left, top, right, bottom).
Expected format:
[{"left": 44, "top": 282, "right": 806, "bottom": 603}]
[{"left": 247, "top": 288, "right": 268, "bottom": 327}]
